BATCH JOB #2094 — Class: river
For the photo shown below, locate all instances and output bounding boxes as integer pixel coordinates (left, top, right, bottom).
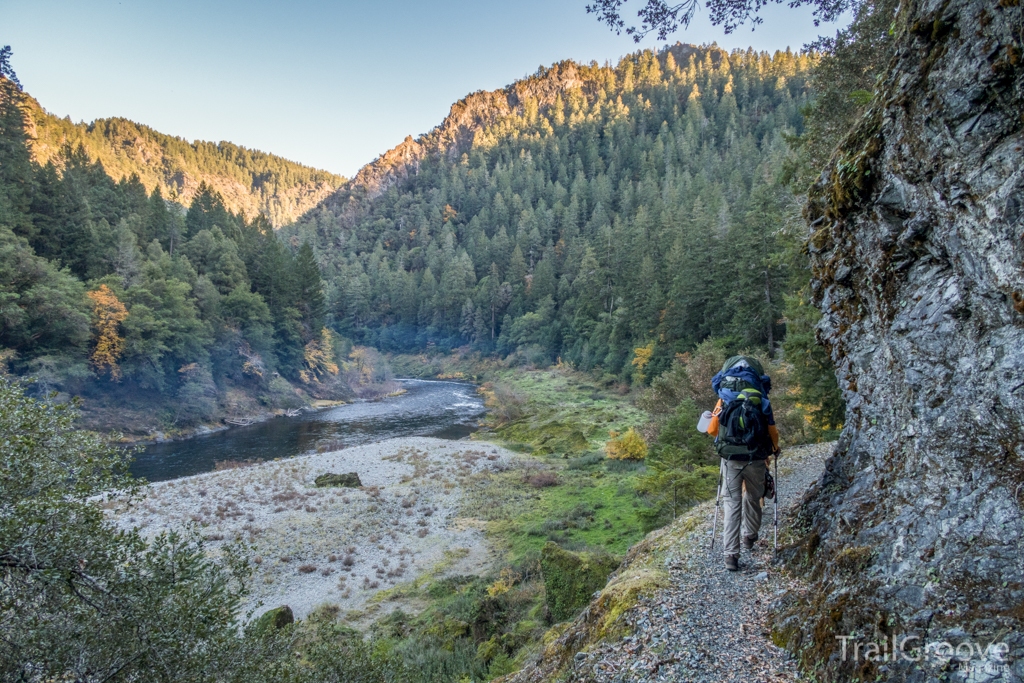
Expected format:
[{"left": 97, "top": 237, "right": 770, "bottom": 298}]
[{"left": 130, "top": 379, "right": 486, "bottom": 482}]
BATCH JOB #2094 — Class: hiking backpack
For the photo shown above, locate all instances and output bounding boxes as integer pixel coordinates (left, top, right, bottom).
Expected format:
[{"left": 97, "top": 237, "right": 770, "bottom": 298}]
[{"left": 712, "top": 356, "right": 773, "bottom": 461}]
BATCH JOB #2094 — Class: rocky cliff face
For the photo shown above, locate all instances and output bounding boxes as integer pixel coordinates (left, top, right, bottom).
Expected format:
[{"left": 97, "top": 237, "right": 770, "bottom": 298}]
[{"left": 774, "top": 0, "right": 1024, "bottom": 679}]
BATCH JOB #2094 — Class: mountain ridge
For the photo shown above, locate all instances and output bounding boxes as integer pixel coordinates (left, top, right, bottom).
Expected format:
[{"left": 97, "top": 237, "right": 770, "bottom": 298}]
[
  {"left": 318, "top": 43, "right": 722, "bottom": 219},
  {"left": 19, "top": 90, "right": 345, "bottom": 226}
]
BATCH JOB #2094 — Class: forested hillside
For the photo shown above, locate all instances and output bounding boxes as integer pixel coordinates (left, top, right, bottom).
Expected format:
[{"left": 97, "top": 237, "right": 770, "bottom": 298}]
[
  {"left": 20, "top": 90, "right": 345, "bottom": 226},
  {"left": 290, "top": 44, "right": 818, "bottom": 385},
  {"left": 0, "top": 42, "right": 844, "bottom": 436},
  {"left": 0, "top": 67, "right": 357, "bottom": 433}
]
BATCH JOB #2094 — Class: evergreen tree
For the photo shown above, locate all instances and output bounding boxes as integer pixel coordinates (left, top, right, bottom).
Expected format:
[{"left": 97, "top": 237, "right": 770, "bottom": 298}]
[
  {"left": 0, "top": 51, "right": 32, "bottom": 236},
  {"left": 294, "top": 241, "right": 326, "bottom": 338}
]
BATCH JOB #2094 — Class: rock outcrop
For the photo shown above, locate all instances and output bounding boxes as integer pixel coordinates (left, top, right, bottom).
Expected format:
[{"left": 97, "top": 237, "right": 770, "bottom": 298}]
[
  {"left": 540, "top": 542, "right": 621, "bottom": 622},
  {"left": 774, "top": 0, "right": 1024, "bottom": 679}
]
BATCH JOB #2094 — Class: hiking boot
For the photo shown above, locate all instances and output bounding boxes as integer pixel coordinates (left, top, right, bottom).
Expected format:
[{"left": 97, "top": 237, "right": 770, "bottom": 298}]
[
  {"left": 742, "top": 535, "right": 757, "bottom": 550},
  {"left": 725, "top": 554, "right": 740, "bottom": 571}
]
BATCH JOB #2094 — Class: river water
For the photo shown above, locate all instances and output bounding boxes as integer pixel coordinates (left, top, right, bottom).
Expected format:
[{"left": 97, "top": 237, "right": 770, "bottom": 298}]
[{"left": 130, "top": 379, "right": 486, "bottom": 482}]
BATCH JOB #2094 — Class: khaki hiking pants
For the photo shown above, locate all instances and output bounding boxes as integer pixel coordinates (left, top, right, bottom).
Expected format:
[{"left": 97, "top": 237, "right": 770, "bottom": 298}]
[{"left": 722, "top": 459, "right": 766, "bottom": 557}]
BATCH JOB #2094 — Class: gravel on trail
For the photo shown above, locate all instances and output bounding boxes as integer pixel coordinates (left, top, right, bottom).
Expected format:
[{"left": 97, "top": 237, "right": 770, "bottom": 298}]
[{"left": 564, "top": 442, "right": 833, "bottom": 683}]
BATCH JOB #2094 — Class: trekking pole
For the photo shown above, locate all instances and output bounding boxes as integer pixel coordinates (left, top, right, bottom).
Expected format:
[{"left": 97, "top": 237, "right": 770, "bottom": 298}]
[
  {"left": 773, "top": 451, "right": 780, "bottom": 558},
  {"left": 710, "top": 459, "right": 724, "bottom": 551}
]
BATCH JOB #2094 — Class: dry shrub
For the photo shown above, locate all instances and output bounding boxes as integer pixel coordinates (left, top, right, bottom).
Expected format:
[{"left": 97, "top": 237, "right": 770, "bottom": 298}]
[
  {"left": 311, "top": 603, "right": 340, "bottom": 621},
  {"left": 526, "top": 471, "right": 560, "bottom": 488},
  {"left": 481, "top": 382, "right": 527, "bottom": 425},
  {"left": 298, "top": 564, "right": 317, "bottom": 574},
  {"left": 213, "top": 459, "right": 256, "bottom": 471},
  {"left": 416, "top": 528, "right": 428, "bottom": 538},
  {"left": 637, "top": 340, "right": 726, "bottom": 415}
]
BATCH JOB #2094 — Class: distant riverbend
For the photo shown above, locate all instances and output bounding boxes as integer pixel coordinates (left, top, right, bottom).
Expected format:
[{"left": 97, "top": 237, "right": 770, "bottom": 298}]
[{"left": 131, "top": 379, "right": 486, "bottom": 482}]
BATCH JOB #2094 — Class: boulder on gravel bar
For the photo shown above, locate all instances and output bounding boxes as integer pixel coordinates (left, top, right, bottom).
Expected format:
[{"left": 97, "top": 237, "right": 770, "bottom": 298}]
[
  {"left": 314, "top": 472, "right": 362, "bottom": 488},
  {"left": 255, "top": 605, "right": 293, "bottom": 631}
]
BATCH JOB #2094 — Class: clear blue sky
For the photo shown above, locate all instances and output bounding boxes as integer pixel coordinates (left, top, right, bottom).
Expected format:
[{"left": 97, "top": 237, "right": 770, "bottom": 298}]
[{"left": 3, "top": 0, "right": 846, "bottom": 177}]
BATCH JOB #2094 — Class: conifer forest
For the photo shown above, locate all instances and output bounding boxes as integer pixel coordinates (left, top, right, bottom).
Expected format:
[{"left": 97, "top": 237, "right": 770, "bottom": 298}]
[{"left": 3, "top": 0, "right": 1021, "bottom": 676}]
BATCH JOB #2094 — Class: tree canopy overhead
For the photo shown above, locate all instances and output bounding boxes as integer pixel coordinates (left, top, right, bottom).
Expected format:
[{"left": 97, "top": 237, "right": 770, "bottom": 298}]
[{"left": 586, "top": 0, "right": 853, "bottom": 37}]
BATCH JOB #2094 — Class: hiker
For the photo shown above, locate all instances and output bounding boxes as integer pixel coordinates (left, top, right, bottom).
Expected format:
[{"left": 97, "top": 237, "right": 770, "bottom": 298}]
[{"left": 706, "top": 356, "right": 779, "bottom": 571}]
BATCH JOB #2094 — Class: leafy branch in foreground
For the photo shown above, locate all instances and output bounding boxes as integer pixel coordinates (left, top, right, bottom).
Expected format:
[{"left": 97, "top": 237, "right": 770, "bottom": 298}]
[
  {"left": 0, "top": 376, "right": 418, "bottom": 682},
  {"left": 0, "top": 378, "right": 251, "bottom": 681},
  {"left": 587, "top": 0, "right": 854, "bottom": 38}
]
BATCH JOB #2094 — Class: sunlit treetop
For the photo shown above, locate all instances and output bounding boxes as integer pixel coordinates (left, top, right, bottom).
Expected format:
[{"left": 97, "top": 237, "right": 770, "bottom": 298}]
[{"left": 0, "top": 45, "right": 20, "bottom": 90}]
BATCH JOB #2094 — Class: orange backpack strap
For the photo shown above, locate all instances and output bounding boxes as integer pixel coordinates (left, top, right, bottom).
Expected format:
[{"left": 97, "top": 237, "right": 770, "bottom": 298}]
[{"left": 708, "top": 399, "right": 723, "bottom": 437}]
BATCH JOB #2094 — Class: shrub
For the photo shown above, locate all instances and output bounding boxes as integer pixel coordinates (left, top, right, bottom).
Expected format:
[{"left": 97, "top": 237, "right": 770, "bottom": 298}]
[
  {"left": 0, "top": 378, "right": 259, "bottom": 681},
  {"left": 213, "top": 459, "right": 256, "bottom": 471},
  {"left": 526, "top": 471, "right": 560, "bottom": 488},
  {"left": 482, "top": 381, "right": 527, "bottom": 424},
  {"left": 605, "top": 458, "right": 646, "bottom": 473},
  {"left": 604, "top": 427, "right": 648, "bottom": 460},
  {"left": 566, "top": 452, "right": 605, "bottom": 470},
  {"left": 263, "top": 375, "right": 305, "bottom": 410}
]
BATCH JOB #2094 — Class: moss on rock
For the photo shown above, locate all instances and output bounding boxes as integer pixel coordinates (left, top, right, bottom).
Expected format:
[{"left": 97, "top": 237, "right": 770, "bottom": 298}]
[
  {"left": 255, "top": 605, "right": 294, "bottom": 631},
  {"left": 540, "top": 542, "right": 620, "bottom": 622}
]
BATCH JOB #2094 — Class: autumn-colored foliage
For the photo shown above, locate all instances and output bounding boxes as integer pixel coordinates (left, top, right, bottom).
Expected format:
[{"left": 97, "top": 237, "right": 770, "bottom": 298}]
[
  {"left": 631, "top": 342, "right": 655, "bottom": 383},
  {"left": 300, "top": 327, "right": 339, "bottom": 383},
  {"left": 86, "top": 285, "right": 128, "bottom": 380},
  {"left": 605, "top": 427, "right": 648, "bottom": 460},
  {"left": 238, "top": 342, "right": 265, "bottom": 377}
]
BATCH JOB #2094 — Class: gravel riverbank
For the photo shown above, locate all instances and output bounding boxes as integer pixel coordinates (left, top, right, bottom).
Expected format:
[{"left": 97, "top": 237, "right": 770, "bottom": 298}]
[{"left": 107, "top": 437, "right": 519, "bottom": 621}]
